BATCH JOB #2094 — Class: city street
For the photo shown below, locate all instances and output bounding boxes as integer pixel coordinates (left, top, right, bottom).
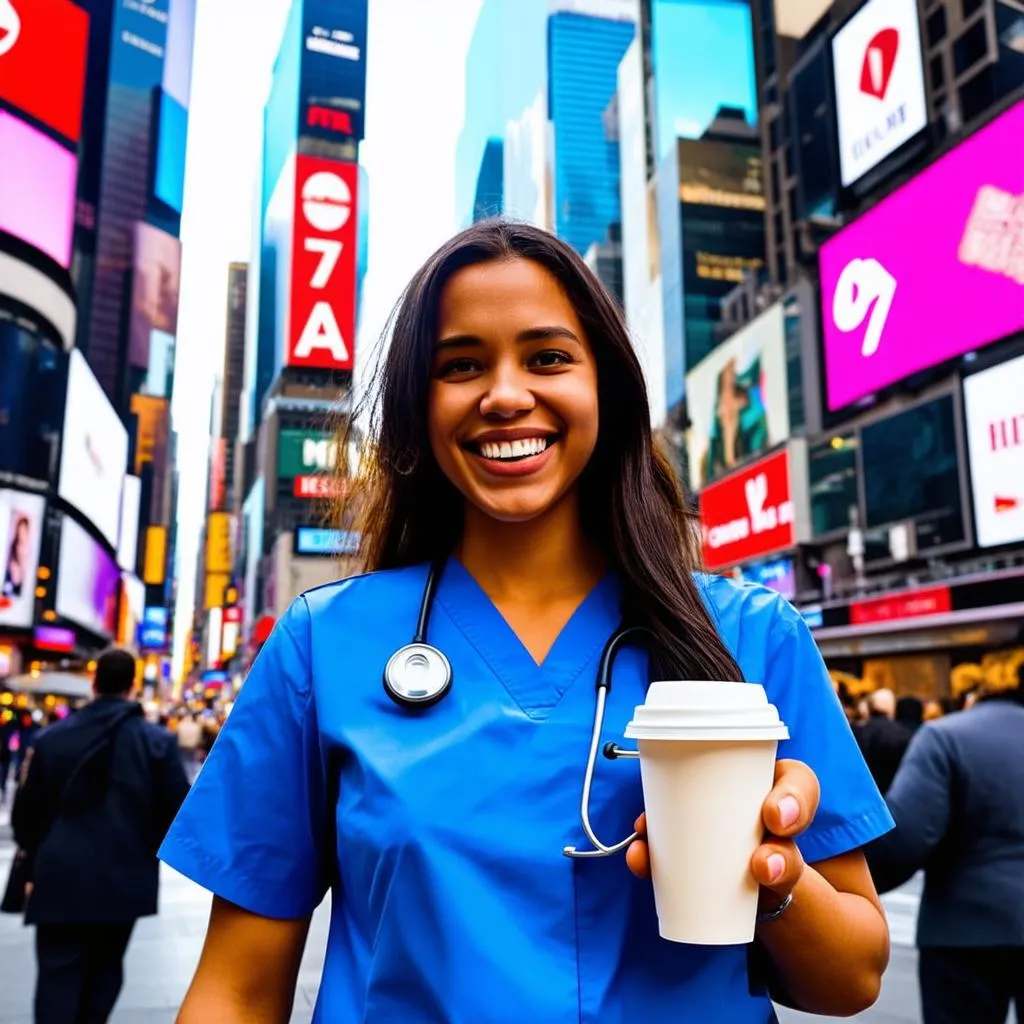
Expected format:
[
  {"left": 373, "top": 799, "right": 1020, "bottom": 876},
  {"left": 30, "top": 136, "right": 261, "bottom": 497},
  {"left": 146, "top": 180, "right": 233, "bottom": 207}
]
[{"left": 0, "top": 826, "right": 932, "bottom": 1024}]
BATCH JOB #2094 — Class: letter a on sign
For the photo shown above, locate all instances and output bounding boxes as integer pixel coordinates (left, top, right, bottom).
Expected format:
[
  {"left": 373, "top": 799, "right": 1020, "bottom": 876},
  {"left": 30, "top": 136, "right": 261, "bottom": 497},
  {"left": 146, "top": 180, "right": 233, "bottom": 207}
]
[{"left": 288, "top": 156, "right": 359, "bottom": 370}]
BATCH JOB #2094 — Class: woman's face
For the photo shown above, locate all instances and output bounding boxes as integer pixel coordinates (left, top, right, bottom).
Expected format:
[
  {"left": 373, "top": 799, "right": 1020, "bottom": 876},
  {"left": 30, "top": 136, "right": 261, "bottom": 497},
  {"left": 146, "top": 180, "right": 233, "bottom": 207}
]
[
  {"left": 428, "top": 258, "right": 600, "bottom": 524},
  {"left": 13, "top": 520, "right": 29, "bottom": 557}
]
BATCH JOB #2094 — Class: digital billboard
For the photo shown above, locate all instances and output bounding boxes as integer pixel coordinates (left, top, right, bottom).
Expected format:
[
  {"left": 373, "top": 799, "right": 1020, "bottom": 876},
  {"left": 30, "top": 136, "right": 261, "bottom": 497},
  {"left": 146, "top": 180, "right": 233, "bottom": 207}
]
[
  {"left": 108, "top": 0, "right": 170, "bottom": 90},
  {"left": 129, "top": 222, "right": 181, "bottom": 368},
  {"left": 831, "top": 0, "right": 927, "bottom": 188},
  {"left": 0, "top": 111, "right": 77, "bottom": 267},
  {"left": 686, "top": 303, "right": 789, "bottom": 492},
  {"left": 963, "top": 354, "right": 1024, "bottom": 549},
  {"left": 820, "top": 98, "right": 1024, "bottom": 411},
  {"left": 0, "top": 489, "right": 45, "bottom": 629},
  {"left": 299, "top": 0, "right": 368, "bottom": 146},
  {"left": 294, "top": 527, "right": 360, "bottom": 557},
  {"left": 55, "top": 516, "right": 120, "bottom": 639},
  {"left": 699, "top": 445, "right": 810, "bottom": 571},
  {"left": 0, "top": 0, "right": 89, "bottom": 143},
  {"left": 287, "top": 156, "right": 358, "bottom": 370},
  {"left": 59, "top": 350, "right": 129, "bottom": 549},
  {"left": 154, "top": 91, "right": 188, "bottom": 213}
]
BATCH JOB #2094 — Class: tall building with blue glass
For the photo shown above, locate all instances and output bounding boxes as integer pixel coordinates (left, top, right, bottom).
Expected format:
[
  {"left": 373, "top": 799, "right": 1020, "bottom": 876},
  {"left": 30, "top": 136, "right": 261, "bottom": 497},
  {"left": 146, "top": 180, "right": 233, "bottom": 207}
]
[
  {"left": 455, "top": 0, "right": 547, "bottom": 229},
  {"left": 548, "top": 11, "right": 635, "bottom": 257},
  {"left": 472, "top": 138, "right": 505, "bottom": 223}
]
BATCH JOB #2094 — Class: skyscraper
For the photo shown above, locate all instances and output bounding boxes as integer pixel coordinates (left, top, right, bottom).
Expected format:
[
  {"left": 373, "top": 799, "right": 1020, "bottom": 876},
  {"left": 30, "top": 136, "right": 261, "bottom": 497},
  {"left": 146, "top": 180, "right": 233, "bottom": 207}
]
[{"left": 547, "top": 10, "right": 635, "bottom": 255}]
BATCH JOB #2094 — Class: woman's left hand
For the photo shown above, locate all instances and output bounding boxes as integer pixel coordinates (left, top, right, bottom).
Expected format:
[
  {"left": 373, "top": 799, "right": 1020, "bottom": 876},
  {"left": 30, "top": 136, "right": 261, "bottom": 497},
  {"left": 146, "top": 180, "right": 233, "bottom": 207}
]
[{"left": 626, "top": 759, "right": 821, "bottom": 906}]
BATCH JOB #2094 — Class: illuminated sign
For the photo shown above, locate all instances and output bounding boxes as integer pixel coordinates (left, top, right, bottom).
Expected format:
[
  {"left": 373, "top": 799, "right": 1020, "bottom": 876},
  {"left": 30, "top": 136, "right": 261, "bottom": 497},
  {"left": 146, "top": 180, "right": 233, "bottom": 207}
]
[
  {"left": 287, "top": 155, "right": 358, "bottom": 370},
  {"left": 294, "top": 475, "right": 347, "bottom": 499},
  {"left": 294, "top": 527, "right": 360, "bottom": 556}
]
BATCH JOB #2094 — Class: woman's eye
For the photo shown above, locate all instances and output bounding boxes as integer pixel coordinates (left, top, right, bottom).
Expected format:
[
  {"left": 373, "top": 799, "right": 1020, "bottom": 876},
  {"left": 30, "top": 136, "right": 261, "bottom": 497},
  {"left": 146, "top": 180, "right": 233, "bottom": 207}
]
[
  {"left": 437, "top": 358, "right": 480, "bottom": 377},
  {"left": 531, "top": 349, "right": 572, "bottom": 368}
]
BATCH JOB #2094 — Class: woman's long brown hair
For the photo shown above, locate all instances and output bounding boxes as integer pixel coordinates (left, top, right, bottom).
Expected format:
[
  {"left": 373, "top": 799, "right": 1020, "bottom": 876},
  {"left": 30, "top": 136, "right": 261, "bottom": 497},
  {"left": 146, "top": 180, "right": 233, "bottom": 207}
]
[{"left": 333, "top": 220, "right": 743, "bottom": 683}]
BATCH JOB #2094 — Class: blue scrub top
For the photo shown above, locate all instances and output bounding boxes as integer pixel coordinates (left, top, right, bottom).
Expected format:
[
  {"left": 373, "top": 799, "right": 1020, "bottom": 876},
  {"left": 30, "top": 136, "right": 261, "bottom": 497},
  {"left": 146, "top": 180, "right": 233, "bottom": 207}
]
[{"left": 160, "top": 560, "right": 893, "bottom": 1023}]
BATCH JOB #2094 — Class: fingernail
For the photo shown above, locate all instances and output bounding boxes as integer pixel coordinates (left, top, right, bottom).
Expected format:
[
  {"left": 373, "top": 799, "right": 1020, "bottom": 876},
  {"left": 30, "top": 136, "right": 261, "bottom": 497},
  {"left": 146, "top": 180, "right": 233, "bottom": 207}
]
[
  {"left": 778, "top": 796, "right": 800, "bottom": 829},
  {"left": 767, "top": 853, "right": 785, "bottom": 882}
]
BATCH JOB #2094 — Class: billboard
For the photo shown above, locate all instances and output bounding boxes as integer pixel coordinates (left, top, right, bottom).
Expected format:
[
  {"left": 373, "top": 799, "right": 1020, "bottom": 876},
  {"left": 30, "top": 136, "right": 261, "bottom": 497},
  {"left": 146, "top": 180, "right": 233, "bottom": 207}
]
[
  {"left": 299, "top": 0, "right": 368, "bottom": 146},
  {"left": 0, "top": 0, "right": 89, "bottom": 143},
  {"left": 685, "top": 303, "right": 789, "bottom": 491},
  {"left": 59, "top": 350, "right": 129, "bottom": 549},
  {"left": 831, "top": 0, "right": 927, "bottom": 188},
  {"left": 205, "top": 511, "right": 232, "bottom": 575},
  {"left": 55, "top": 516, "right": 120, "bottom": 639},
  {"left": 0, "top": 111, "right": 77, "bottom": 268},
  {"left": 699, "top": 446, "right": 808, "bottom": 571},
  {"left": 964, "top": 354, "right": 1024, "bottom": 548},
  {"left": 117, "top": 474, "right": 141, "bottom": 572},
  {"left": 130, "top": 393, "right": 170, "bottom": 524},
  {"left": 294, "top": 527, "right": 360, "bottom": 556},
  {"left": 129, "top": 223, "right": 182, "bottom": 368},
  {"left": 277, "top": 428, "right": 338, "bottom": 476},
  {"left": 0, "top": 489, "right": 45, "bottom": 629},
  {"left": 287, "top": 155, "right": 358, "bottom": 370},
  {"left": 820, "top": 98, "right": 1024, "bottom": 412},
  {"left": 139, "top": 605, "right": 168, "bottom": 650}
]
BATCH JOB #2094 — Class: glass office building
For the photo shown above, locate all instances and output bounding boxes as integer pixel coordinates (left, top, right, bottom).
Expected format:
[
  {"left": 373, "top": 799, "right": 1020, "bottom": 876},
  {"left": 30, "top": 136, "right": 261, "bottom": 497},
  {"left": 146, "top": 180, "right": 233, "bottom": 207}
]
[
  {"left": 472, "top": 138, "right": 505, "bottom": 222},
  {"left": 547, "top": 11, "right": 635, "bottom": 257},
  {"left": 455, "top": 0, "right": 547, "bottom": 229}
]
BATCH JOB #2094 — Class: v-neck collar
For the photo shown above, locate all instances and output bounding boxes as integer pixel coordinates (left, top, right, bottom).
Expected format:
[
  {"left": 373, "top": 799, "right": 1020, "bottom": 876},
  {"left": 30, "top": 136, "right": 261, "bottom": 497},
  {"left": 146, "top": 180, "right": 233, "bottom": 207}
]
[{"left": 434, "top": 556, "right": 622, "bottom": 719}]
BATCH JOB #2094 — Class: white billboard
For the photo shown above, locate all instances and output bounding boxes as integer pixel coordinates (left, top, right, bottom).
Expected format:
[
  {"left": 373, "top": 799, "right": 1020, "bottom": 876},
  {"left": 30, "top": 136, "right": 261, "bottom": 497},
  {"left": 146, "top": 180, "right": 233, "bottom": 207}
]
[
  {"left": 685, "top": 302, "right": 790, "bottom": 493},
  {"left": 58, "top": 349, "right": 128, "bottom": 548},
  {"left": 832, "top": 0, "right": 927, "bottom": 187},
  {"left": 964, "top": 353, "right": 1024, "bottom": 549}
]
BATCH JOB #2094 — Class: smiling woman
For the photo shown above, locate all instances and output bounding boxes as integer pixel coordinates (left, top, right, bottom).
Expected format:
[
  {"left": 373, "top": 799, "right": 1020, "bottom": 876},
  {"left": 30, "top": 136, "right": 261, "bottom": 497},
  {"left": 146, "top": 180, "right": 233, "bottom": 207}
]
[{"left": 160, "top": 220, "right": 893, "bottom": 1024}]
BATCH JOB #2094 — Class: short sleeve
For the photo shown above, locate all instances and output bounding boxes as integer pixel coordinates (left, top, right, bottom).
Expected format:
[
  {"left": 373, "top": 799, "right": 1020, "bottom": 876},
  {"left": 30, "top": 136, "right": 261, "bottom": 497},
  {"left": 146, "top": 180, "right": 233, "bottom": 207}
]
[
  {"left": 765, "top": 608, "right": 895, "bottom": 864},
  {"left": 159, "top": 596, "right": 328, "bottom": 919}
]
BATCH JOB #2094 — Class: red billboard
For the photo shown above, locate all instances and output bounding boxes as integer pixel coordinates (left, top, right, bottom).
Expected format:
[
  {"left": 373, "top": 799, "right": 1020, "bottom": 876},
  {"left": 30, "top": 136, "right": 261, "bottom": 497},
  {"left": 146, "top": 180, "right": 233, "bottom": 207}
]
[
  {"left": 850, "top": 586, "right": 952, "bottom": 626},
  {"left": 699, "top": 448, "right": 799, "bottom": 571},
  {"left": 0, "top": 0, "right": 89, "bottom": 144},
  {"left": 287, "top": 155, "right": 358, "bottom": 370}
]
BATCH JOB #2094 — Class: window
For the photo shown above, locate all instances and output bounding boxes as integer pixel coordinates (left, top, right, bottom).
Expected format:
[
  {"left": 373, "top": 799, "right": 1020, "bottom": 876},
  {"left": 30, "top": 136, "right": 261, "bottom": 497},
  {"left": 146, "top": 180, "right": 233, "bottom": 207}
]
[
  {"left": 954, "top": 18, "right": 990, "bottom": 76},
  {"left": 808, "top": 434, "right": 858, "bottom": 536},
  {"left": 930, "top": 54, "right": 946, "bottom": 92},
  {"left": 926, "top": 7, "right": 947, "bottom": 48}
]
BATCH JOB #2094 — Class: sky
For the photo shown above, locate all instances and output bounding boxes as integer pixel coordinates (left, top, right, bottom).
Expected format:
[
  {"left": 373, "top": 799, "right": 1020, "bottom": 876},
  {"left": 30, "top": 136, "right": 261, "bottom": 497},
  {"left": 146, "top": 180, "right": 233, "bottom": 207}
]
[
  {"left": 170, "top": 0, "right": 483, "bottom": 680},
  {"left": 652, "top": 0, "right": 757, "bottom": 159}
]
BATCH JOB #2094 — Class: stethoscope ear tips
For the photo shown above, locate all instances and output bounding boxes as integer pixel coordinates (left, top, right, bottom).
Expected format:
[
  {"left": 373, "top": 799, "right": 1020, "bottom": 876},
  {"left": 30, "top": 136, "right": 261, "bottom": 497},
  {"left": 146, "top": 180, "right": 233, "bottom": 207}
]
[{"left": 383, "top": 642, "right": 453, "bottom": 709}]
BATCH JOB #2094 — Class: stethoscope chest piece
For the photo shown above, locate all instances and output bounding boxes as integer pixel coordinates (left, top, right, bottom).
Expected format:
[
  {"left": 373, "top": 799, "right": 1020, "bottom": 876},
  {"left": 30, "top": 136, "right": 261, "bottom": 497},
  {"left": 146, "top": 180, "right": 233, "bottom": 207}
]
[{"left": 383, "top": 642, "right": 453, "bottom": 708}]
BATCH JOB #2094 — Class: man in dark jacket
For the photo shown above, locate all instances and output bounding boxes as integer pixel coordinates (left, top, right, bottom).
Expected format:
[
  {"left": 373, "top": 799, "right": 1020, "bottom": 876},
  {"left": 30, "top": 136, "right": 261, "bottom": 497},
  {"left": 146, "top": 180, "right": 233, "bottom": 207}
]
[
  {"left": 12, "top": 648, "right": 190, "bottom": 1024},
  {"left": 854, "top": 687, "right": 912, "bottom": 794},
  {"left": 866, "top": 681, "right": 1024, "bottom": 1024}
]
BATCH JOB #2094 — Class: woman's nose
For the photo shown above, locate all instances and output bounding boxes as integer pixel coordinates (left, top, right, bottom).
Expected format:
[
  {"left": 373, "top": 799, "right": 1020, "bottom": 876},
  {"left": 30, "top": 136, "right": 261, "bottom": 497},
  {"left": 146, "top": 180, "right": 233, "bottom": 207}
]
[{"left": 479, "top": 366, "right": 536, "bottom": 419}]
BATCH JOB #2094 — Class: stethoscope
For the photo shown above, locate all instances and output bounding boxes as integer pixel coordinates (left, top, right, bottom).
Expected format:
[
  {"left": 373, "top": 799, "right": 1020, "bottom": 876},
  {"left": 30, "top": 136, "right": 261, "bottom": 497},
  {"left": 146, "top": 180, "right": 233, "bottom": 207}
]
[{"left": 383, "top": 561, "right": 652, "bottom": 860}]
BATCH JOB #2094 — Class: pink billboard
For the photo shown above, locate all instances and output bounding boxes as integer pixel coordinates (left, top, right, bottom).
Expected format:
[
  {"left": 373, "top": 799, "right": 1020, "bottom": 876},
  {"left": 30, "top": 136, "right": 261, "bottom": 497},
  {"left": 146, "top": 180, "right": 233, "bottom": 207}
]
[
  {"left": 820, "top": 98, "right": 1024, "bottom": 412},
  {"left": 0, "top": 111, "right": 77, "bottom": 268}
]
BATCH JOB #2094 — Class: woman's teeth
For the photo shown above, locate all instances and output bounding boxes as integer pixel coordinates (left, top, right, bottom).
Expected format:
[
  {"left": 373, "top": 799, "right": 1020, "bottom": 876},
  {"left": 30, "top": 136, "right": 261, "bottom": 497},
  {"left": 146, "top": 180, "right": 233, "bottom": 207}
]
[{"left": 478, "top": 437, "right": 550, "bottom": 461}]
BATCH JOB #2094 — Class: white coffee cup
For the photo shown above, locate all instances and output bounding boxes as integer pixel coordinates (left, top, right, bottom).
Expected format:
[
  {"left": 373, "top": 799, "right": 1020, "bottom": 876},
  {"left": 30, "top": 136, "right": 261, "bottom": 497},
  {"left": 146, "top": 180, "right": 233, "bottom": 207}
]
[{"left": 624, "top": 680, "right": 789, "bottom": 946}]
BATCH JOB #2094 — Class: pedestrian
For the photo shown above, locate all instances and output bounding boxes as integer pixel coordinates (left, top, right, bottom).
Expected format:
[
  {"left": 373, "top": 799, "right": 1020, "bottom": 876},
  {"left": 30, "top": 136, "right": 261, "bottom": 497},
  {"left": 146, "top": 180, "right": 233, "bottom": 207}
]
[
  {"left": 10, "top": 648, "right": 190, "bottom": 1024},
  {"left": 159, "top": 220, "right": 892, "bottom": 1022},
  {"left": 175, "top": 712, "right": 201, "bottom": 780},
  {"left": 866, "top": 673, "right": 1024, "bottom": 1024},
  {"left": 895, "top": 695, "right": 924, "bottom": 733},
  {"left": 855, "top": 688, "right": 912, "bottom": 795}
]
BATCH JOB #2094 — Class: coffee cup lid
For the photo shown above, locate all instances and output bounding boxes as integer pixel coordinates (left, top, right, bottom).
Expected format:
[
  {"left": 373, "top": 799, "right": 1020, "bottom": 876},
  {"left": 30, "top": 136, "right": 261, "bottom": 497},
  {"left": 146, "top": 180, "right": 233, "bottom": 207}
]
[{"left": 623, "top": 680, "right": 789, "bottom": 742}]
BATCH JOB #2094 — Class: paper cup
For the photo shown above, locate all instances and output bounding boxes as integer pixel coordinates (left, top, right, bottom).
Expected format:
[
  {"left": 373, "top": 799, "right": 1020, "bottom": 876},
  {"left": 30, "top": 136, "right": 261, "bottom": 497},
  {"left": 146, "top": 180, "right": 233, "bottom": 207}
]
[{"left": 624, "top": 680, "right": 789, "bottom": 946}]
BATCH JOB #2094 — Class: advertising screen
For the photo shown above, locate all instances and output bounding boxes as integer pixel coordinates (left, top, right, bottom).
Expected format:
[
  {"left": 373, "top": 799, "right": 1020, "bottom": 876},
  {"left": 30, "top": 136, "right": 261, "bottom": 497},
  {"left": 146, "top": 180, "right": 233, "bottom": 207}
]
[
  {"left": 154, "top": 91, "right": 188, "bottom": 213},
  {"left": 59, "top": 350, "right": 129, "bottom": 549},
  {"left": 0, "top": 489, "right": 45, "bottom": 629},
  {"left": 831, "top": 0, "right": 927, "bottom": 188},
  {"left": 699, "top": 447, "right": 805, "bottom": 571},
  {"left": 277, "top": 428, "right": 338, "bottom": 477},
  {"left": 139, "top": 606, "right": 168, "bottom": 650},
  {"left": 686, "top": 303, "right": 789, "bottom": 491},
  {"left": 55, "top": 516, "right": 120, "bottom": 639},
  {"left": 294, "top": 527, "right": 360, "bottom": 557},
  {"left": 819, "top": 98, "right": 1024, "bottom": 412},
  {"left": 205, "top": 511, "right": 232, "bottom": 575},
  {"left": 860, "top": 394, "right": 965, "bottom": 551},
  {"left": 964, "top": 353, "right": 1024, "bottom": 548},
  {"left": 129, "top": 223, "right": 181, "bottom": 368},
  {"left": 0, "top": 111, "right": 77, "bottom": 268},
  {"left": 288, "top": 156, "right": 358, "bottom": 370},
  {"left": 735, "top": 557, "right": 797, "bottom": 601},
  {"left": 299, "top": 0, "right": 368, "bottom": 146},
  {"left": 0, "top": 0, "right": 89, "bottom": 143},
  {"left": 108, "top": 0, "right": 169, "bottom": 91},
  {"left": 117, "top": 474, "right": 141, "bottom": 571}
]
